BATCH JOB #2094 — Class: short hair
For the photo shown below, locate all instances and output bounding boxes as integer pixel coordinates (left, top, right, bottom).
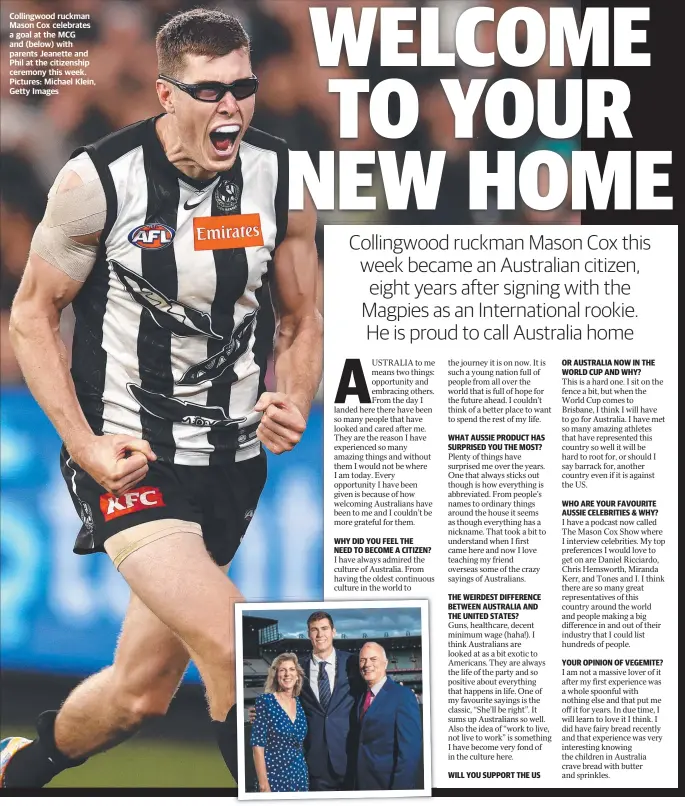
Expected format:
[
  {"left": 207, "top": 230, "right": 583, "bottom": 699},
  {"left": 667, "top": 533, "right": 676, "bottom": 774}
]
[
  {"left": 264, "top": 653, "right": 305, "bottom": 697},
  {"left": 360, "top": 641, "right": 387, "bottom": 661},
  {"left": 307, "top": 611, "right": 335, "bottom": 630},
  {"left": 156, "top": 8, "right": 250, "bottom": 78}
]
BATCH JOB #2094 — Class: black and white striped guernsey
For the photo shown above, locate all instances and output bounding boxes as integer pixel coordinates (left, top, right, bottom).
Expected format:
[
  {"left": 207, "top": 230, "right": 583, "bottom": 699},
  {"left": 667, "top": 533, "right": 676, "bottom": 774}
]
[{"left": 70, "top": 115, "right": 288, "bottom": 465}]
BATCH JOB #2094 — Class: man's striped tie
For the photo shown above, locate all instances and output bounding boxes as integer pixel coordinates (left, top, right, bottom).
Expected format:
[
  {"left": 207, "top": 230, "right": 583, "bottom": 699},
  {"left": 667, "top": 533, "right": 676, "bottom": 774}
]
[{"left": 318, "top": 661, "right": 331, "bottom": 711}]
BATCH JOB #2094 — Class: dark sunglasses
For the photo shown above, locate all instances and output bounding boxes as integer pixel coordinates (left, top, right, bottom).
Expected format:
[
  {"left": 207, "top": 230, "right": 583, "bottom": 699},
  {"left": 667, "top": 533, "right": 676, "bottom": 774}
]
[{"left": 158, "top": 74, "right": 259, "bottom": 102}]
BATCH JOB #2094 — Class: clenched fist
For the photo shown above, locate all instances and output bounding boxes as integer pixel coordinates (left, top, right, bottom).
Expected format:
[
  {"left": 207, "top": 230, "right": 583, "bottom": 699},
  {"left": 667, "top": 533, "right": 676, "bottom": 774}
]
[
  {"left": 254, "top": 392, "right": 306, "bottom": 454},
  {"left": 70, "top": 434, "right": 157, "bottom": 494}
]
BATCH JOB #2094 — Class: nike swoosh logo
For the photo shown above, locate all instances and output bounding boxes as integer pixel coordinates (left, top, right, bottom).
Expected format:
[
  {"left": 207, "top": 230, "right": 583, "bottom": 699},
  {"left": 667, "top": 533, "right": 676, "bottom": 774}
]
[{"left": 184, "top": 198, "right": 205, "bottom": 210}]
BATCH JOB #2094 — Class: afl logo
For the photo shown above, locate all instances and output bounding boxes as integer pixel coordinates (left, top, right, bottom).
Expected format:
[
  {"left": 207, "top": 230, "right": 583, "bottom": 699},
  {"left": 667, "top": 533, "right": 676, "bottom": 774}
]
[{"left": 128, "top": 223, "right": 175, "bottom": 250}]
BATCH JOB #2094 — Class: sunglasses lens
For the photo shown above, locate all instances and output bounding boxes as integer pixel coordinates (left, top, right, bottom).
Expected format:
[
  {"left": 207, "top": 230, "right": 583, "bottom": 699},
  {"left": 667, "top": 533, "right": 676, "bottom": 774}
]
[
  {"left": 195, "top": 86, "right": 222, "bottom": 101},
  {"left": 230, "top": 79, "right": 258, "bottom": 100},
  {"left": 189, "top": 78, "right": 258, "bottom": 102}
]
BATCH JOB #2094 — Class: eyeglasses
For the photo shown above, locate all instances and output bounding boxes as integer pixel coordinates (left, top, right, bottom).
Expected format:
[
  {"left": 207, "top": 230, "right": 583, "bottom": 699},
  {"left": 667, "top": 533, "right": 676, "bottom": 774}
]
[{"left": 158, "top": 74, "right": 259, "bottom": 103}]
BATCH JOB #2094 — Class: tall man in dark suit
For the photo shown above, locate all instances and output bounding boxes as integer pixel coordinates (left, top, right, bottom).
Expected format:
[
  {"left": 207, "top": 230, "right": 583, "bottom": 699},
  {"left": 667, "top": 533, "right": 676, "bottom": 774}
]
[
  {"left": 355, "top": 642, "right": 422, "bottom": 790},
  {"left": 297, "top": 611, "right": 361, "bottom": 791}
]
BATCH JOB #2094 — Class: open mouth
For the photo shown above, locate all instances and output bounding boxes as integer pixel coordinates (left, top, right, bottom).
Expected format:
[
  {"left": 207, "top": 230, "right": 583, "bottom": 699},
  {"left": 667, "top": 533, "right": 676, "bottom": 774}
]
[{"left": 209, "top": 124, "right": 240, "bottom": 156}]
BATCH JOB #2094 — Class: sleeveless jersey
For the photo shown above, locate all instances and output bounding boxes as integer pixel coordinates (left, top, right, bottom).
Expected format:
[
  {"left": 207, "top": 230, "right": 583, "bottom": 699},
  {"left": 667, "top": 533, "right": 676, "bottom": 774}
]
[{"left": 70, "top": 115, "right": 288, "bottom": 465}]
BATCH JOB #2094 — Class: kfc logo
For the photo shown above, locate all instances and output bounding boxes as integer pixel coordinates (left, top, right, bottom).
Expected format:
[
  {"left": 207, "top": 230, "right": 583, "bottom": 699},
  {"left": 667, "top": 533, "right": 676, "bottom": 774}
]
[{"left": 100, "top": 486, "right": 166, "bottom": 521}]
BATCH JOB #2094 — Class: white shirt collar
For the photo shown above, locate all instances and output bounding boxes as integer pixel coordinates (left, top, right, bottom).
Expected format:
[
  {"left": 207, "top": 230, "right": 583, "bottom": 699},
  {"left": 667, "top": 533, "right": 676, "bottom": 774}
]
[
  {"left": 312, "top": 648, "right": 335, "bottom": 665},
  {"left": 369, "top": 676, "right": 387, "bottom": 696}
]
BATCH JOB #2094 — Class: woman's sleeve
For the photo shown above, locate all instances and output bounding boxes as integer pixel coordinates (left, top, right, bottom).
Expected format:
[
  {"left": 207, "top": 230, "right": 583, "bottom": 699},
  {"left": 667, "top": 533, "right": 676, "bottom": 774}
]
[{"left": 250, "top": 695, "right": 268, "bottom": 748}]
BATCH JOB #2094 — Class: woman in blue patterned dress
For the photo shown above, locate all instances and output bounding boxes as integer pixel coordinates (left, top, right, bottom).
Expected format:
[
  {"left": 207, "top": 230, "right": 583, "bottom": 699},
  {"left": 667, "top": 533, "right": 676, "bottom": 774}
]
[{"left": 251, "top": 653, "right": 308, "bottom": 792}]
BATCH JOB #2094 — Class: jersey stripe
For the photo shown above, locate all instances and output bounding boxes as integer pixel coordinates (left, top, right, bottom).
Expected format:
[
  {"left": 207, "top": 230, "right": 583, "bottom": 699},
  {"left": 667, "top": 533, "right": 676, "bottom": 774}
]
[
  {"left": 137, "top": 144, "right": 180, "bottom": 461},
  {"left": 252, "top": 275, "right": 273, "bottom": 404},
  {"left": 206, "top": 158, "right": 249, "bottom": 464},
  {"left": 99, "top": 147, "right": 146, "bottom": 439},
  {"left": 170, "top": 178, "right": 220, "bottom": 464},
  {"left": 71, "top": 256, "right": 109, "bottom": 435},
  {"left": 228, "top": 143, "right": 279, "bottom": 462}
]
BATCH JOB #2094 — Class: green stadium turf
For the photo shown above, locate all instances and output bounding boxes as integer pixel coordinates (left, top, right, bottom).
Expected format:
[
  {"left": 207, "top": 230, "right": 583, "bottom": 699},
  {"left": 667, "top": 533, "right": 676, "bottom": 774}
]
[{"left": 3, "top": 727, "right": 234, "bottom": 788}]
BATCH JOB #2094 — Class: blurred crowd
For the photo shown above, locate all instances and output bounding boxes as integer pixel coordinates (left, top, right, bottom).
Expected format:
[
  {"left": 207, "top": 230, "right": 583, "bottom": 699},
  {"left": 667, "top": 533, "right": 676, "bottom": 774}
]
[{"left": 1, "top": 0, "right": 579, "bottom": 384}]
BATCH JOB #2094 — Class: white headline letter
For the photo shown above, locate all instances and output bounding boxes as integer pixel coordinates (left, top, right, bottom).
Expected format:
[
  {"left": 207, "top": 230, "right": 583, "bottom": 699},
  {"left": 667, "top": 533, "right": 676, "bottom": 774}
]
[
  {"left": 455, "top": 7, "right": 495, "bottom": 67},
  {"left": 549, "top": 7, "right": 609, "bottom": 67},
  {"left": 614, "top": 8, "right": 651, "bottom": 66},
  {"left": 369, "top": 79, "right": 419, "bottom": 139},
  {"left": 379, "top": 7, "right": 417, "bottom": 66},
  {"left": 329, "top": 79, "right": 369, "bottom": 138},
  {"left": 339, "top": 151, "right": 376, "bottom": 210},
  {"left": 586, "top": 80, "right": 632, "bottom": 138},
  {"left": 497, "top": 7, "right": 547, "bottom": 67},
  {"left": 378, "top": 151, "right": 445, "bottom": 209},
  {"left": 469, "top": 151, "right": 516, "bottom": 209},
  {"left": 309, "top": 7, "right": 376, "bottom": 67},
  {"left": 571, "top": 151, "right": 631, "bottom": 209},
  {"left": 289, "top": 151, "right": 334, "bottom": 210},
  {"left": 440, "top": 79, "right": 488, "bottom": 138}
]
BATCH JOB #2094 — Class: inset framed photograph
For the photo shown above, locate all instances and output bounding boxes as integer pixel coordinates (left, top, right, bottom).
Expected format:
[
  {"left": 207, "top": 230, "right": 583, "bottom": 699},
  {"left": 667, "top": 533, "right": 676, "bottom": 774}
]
[{"left": 236, "top": 600, "right": 431, "bottom": 799}]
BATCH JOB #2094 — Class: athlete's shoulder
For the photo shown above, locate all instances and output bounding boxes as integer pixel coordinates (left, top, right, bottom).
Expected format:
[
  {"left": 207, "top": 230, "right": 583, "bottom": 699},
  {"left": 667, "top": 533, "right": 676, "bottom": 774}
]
[
  {"left": 71, "top": 116, "right": 155, "bottom": 163},
  {"left": 52, "top": 151, "right": 99, "bottom": 189},
  {"left": 241, "top": 126, "right": 288, "bottom": 155}
]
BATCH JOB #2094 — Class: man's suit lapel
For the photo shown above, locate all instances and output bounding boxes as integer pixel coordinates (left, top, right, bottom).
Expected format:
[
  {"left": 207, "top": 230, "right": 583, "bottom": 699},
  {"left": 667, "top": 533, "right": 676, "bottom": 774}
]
[
  {"left": 326, "top": 649, "right": 346, "bottom": 710},
  {"left": 360, "top": 677, "right": 391, "bottom": 733},
  {"left": 373, "top": 678, "right": 391, "bottom": 715},
  {"left": 300, "top": 652, "right": 313, "bottom": 694},
  {"left": 300, "top": 652, "right": 323, "bottom": 714}
]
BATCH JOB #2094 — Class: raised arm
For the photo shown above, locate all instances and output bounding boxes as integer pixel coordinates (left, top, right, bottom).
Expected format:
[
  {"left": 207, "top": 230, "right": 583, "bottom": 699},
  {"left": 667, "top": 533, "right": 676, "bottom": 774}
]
[
  {"left": 9, "top": 166, "right": 155, "bottom": 493},
  {"left": 255, "top": 192, "right": 323, "bottom": 454}
]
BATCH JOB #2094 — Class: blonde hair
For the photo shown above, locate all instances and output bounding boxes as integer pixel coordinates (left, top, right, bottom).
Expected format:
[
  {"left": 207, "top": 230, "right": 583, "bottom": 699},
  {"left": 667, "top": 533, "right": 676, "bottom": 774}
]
[{"left": 264, "top": 653, "right": 305, "bottom": 697}]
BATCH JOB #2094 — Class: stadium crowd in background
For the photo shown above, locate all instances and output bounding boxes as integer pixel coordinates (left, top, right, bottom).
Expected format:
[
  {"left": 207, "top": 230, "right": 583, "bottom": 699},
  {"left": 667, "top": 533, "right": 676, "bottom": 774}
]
[{"left": 0, "top": 0, "right": 579, "bottom": 384}]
